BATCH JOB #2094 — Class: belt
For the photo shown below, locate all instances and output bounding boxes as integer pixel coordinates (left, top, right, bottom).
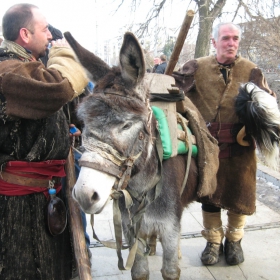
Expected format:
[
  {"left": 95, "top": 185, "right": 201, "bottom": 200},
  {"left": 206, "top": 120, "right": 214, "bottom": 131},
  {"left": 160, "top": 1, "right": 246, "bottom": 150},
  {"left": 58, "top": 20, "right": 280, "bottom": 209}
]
[{"left": 0, "top": 171, "right": 61, "bottom": 188}]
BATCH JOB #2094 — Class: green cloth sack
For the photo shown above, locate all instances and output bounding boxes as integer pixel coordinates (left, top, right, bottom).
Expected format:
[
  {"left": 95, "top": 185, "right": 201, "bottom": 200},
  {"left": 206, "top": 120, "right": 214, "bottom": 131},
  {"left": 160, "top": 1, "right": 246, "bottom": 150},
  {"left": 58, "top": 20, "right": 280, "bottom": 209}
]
[
  {"left": 152, "top": 106, "right": 198, "bottom": 159},
  {"left": 152, "top": 106, "right": 173, "bottom": 159}
]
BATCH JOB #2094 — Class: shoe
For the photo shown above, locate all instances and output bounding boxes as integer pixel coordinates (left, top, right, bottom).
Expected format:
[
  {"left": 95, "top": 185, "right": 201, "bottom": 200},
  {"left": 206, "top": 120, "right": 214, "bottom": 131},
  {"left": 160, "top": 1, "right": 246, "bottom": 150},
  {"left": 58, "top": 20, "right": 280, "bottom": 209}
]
[
  {"left": 201, "top": 242, "right": 223, "bottom": 265},
  {"left": 224, "top": 238, "right": 244, "bottom": 265}
]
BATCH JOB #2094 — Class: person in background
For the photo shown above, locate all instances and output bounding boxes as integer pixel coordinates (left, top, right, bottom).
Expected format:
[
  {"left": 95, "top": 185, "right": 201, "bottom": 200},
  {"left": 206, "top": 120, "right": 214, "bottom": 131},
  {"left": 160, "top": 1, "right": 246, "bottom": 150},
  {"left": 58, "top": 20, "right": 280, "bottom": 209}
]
[
  {"left": 152, "top": 57, "right": 160, "bottom": 73},
  {"left": 155, "top": 54, "right": 167, "bottom": 74},
  {"left": 0, "top": 4, "right": 88, "bottom": 279},
  {"left": 172, "top": 22, "right": 276, "bottom": 266}
]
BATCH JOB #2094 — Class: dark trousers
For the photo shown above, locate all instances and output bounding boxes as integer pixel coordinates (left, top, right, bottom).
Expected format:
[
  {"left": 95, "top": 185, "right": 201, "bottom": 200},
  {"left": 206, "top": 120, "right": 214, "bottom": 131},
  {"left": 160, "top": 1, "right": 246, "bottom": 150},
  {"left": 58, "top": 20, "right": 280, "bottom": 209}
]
[{"left": 202, "top": 203, "right": 221, "bottom": 213}]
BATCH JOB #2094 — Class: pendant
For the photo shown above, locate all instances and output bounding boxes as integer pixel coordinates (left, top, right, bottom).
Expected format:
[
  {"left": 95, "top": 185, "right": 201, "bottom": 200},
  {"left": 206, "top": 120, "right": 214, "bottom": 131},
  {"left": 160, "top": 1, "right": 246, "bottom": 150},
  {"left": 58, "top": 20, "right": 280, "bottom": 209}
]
[{"left": 46, "top": 188, "right": 67, "bottom": 236}]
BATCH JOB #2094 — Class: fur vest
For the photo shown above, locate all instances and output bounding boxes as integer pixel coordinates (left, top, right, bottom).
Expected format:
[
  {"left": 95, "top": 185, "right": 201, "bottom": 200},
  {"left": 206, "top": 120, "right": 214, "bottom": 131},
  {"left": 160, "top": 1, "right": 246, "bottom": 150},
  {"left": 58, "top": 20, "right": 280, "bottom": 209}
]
[
  {"left": 173, "top": 55, "right": 273, "bottom": 215},
  {"left": 0, "top": 48, "right": 72, "bottom": 166},
  {"left": 0, "top": 44, "right": 82, "bottom": 279}
]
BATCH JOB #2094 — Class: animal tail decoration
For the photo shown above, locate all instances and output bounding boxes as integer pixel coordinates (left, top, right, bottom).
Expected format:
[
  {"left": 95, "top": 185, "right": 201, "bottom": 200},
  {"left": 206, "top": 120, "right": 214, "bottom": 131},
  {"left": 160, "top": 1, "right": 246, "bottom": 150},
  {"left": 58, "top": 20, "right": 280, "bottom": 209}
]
[{"left": 235, "top": 82, "right": 280, "bottom": 170}]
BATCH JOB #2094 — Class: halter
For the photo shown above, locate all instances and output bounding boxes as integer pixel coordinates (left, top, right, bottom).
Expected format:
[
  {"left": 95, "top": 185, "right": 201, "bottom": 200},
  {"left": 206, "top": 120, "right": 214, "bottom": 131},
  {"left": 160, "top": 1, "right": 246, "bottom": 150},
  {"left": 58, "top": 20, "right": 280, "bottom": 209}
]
[
  {"left": 76, "top": 92, "right": 163, "bottom": 269},
  {"left": 79, "top": 88, "right": 153, "bottom": 190},
  {"left": 80, "top": 136, "right": 143, "bottom": 191}
]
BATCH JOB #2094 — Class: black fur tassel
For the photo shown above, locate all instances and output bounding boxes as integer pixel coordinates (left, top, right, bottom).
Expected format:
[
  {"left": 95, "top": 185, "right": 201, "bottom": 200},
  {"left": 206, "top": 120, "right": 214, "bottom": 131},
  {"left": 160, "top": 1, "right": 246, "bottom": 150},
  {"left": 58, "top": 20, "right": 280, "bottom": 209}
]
[
  {"left": 236, "top": 83, "right": 265, "bottom": 138},
  {"left": 235, "top": 82, "right": 280, "bottom": 168}
]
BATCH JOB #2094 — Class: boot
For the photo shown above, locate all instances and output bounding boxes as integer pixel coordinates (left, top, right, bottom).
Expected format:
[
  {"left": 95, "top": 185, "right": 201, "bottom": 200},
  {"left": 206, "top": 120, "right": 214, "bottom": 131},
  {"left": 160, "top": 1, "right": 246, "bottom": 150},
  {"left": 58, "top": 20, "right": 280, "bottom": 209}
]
[
  {"left": 201, "top": 242, "right": 223, "bottom": 265},
  {"left": 224, "top": 238, "right": 244, "bottom": 265},
  {"left": 200, "top": 211, "right": 224, "bottom": 265},
  {"left": 224, "top": 211, "right": 246, "bottom": 265}
]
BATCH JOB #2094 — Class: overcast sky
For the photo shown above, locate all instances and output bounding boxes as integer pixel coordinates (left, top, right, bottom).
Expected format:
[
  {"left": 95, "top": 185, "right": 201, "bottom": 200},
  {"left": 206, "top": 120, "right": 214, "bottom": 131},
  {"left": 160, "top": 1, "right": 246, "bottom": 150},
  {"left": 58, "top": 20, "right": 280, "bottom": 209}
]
[
  {"left": 1, "top": 1, "right": 122, "bottom": 51},
  {"left": 2, "top": 1, "right": 264, "bottom": 54},
  {"left": 1, "top": 0, "right": 199, "bottom": 52}
]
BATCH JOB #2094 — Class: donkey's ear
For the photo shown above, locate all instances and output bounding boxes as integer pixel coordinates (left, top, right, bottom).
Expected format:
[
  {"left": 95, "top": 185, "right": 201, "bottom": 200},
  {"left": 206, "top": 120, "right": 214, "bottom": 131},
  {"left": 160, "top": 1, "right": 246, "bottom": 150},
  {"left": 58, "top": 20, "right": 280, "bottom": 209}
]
[
  {"left": 64, "top": 32, "right": 111, "bottom": 82},
  {"left": 119, "top": 32, "right": 145, "bottom": 87}
]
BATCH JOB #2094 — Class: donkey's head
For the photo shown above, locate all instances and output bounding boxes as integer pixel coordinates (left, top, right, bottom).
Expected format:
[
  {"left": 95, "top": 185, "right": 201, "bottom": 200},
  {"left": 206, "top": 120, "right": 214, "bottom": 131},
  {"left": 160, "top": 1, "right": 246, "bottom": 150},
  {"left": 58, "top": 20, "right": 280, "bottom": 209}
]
[{"left": 64, "top": 32, "right": 155, "bottom": 214}]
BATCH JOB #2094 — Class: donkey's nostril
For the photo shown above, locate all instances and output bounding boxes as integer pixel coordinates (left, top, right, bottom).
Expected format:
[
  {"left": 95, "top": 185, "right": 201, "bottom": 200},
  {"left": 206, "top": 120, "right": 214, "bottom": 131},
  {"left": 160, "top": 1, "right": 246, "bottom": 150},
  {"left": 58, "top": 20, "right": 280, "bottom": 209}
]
[
  {"left": 91, "top": 192, "right": 99, "bottom": 202},
  {"left": 72, "top": 188, "right": 76, "bottom": 198}
]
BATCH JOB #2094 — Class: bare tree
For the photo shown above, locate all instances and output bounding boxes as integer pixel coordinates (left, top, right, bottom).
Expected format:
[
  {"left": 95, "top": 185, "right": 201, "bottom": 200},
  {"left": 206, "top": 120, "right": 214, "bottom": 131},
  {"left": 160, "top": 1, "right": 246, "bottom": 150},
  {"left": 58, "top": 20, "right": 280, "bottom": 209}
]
[
  {"left": 194, "top": 0, "right": 227, "bottom": 57},
  {"left": 114, "top": 0, "right": 280, "bottom": 67},
  {"left": 115, "top": 0, "right": 228, "bottom": 58},
  {"left": 238, "top": 0, "right": 280, "bottom": 70}
]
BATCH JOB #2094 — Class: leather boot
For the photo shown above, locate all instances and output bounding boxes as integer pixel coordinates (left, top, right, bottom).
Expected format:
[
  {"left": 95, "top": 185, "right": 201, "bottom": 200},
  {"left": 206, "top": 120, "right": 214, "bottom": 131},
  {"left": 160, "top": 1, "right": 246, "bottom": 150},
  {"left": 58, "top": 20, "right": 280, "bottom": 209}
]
[
  {"left": 224, "top": 211, "right": 246, "bottom": 265},
  {"left": 224, "top": 238, "right": 244, "bottom": 265},
  {"left": 201, "top": 242, "right": 223, "bottom": 265}
]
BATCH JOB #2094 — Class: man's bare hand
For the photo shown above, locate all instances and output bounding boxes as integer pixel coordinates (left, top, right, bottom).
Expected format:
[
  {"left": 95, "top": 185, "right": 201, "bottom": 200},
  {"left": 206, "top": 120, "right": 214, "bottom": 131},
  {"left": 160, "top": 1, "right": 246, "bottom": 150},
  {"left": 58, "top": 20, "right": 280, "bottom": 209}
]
[{"left": 51, "top": 38, "right": 69, "bottom": 48}]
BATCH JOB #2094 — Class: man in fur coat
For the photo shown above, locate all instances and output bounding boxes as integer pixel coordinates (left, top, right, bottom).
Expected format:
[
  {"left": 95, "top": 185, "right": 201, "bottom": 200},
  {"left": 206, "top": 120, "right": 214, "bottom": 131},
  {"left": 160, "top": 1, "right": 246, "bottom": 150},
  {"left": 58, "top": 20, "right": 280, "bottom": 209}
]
[
  {"left": 0, "top": 4, "right": 88, "bottom": 279},
  {"left": 173, "top": 22, "right": 276, "bottom": 266}
]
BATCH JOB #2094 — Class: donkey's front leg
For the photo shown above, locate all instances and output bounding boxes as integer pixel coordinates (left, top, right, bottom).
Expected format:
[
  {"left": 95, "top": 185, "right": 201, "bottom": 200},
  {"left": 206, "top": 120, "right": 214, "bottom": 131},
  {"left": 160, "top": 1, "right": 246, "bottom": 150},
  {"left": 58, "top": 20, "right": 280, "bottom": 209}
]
[
  {"left": 160, "top": 224, "right": 181, "bottom": 280},
  {"left": 148, "top": 233, "right": 157, "bottom": 256},
  {"left": 131, "top": 238, "right": 149, "bottom": 280}
]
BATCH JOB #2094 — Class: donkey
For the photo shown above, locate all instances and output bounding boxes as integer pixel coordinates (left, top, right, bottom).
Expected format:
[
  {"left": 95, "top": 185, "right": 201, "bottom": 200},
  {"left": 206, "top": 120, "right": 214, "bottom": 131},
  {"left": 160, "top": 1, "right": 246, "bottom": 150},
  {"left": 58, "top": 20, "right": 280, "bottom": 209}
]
[{"left": 64, "top": 31, "right": 219, "bottom": 279}]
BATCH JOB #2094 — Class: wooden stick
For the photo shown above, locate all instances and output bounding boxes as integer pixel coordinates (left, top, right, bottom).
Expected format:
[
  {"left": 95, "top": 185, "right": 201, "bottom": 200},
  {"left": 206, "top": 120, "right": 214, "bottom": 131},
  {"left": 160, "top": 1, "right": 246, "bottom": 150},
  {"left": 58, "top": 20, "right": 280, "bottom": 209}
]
[
  {"left": 65, "top": 148, "right": 92, "bottom": 280},
  {"left": 165, "top": 10, "right": 195, "bottom": 76}
]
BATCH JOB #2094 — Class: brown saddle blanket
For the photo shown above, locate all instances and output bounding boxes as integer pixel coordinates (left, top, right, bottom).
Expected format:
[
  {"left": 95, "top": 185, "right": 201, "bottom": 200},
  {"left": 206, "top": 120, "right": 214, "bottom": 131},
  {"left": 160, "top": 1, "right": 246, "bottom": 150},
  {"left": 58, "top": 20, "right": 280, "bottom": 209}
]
[{"left": 177, "top": 97, "right": 219, "bottom": 198}]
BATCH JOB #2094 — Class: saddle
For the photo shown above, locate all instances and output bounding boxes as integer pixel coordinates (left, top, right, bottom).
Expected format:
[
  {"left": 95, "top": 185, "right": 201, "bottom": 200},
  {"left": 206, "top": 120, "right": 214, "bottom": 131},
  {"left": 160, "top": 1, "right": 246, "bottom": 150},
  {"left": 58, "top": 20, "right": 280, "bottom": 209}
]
[
  {"left": 147, "top": 74, "right": 197, "bottom": 159},
  {"left": 145, "top": 73, "right": 219, "bottom": 197}
]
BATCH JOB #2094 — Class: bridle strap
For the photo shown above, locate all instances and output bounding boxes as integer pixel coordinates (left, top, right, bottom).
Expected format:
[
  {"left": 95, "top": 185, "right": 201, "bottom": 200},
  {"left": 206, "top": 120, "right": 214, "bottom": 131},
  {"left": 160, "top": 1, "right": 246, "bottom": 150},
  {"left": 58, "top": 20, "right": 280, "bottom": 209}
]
[
  {"left": 88, "top": 134, "right": 162, "bottom": 269},
  {"left": 81, "top": 135, "right": 142, "bottom": 190},
  {"left": 79, "top": 159, "right": 121, "bottom": 177},
  {"left": 90, "top": 189, "right": 149, "bottom": 270}
]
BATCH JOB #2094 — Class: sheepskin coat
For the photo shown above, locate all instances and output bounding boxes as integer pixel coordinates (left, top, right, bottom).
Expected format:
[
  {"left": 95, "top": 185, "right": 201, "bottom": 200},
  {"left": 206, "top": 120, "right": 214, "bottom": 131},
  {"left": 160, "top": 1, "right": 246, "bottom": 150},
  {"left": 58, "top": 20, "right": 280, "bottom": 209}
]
[
  {"left": 173, "top": 55, "right": 275, "bottom": 215},
  {"left": 0, "top": 45, "right": 85, "bottom": 279}
]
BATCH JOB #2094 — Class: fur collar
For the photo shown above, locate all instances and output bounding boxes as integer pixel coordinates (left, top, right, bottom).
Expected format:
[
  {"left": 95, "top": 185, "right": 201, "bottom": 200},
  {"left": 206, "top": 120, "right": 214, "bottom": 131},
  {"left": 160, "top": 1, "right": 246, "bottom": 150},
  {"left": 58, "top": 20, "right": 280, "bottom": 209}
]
[{"left": 1, "top": 40, "right": 36, "bottom": 62}]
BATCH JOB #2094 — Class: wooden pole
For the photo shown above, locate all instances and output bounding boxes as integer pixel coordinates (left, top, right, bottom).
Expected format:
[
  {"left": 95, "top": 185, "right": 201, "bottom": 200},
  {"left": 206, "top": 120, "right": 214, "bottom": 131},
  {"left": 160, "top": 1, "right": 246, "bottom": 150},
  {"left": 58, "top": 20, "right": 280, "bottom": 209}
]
[
  {"left": 65, "top": 148, "right": 92, "bottom": 280},
  {"left": 164, "top": 10, "right": 195, "bottom": 76}
]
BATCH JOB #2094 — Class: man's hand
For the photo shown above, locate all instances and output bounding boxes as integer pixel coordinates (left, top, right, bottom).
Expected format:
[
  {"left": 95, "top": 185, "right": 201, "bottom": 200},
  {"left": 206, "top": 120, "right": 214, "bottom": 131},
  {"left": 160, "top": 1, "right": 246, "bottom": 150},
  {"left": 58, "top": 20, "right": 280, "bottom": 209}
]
[
  {"left": 69, "top": 124, "right": 81, "bottom": 137},
  {"left": 50, "top": 38, "right": 69, "bottom": 48}
]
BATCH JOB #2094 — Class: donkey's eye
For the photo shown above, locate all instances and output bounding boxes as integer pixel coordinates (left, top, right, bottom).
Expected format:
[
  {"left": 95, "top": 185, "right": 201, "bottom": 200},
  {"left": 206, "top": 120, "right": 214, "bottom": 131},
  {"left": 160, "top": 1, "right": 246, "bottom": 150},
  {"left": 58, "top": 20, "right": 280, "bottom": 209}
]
[{"left": 122, "top": 122, "right": 132, "bottom": 130}]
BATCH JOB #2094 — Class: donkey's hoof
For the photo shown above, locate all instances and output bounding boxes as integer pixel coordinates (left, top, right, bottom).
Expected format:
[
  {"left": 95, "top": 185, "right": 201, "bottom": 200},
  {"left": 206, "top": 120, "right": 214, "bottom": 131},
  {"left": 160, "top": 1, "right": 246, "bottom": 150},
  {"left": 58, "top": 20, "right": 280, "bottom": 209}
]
[
  {"left": 132, "top": 275, "right": 149, "bottom": 280},
  {"left": 161, "top": 267, "right": 181, "bottom": 280},
  {"left": 149, "top": 245, "right": 156, "bottom": 256}
]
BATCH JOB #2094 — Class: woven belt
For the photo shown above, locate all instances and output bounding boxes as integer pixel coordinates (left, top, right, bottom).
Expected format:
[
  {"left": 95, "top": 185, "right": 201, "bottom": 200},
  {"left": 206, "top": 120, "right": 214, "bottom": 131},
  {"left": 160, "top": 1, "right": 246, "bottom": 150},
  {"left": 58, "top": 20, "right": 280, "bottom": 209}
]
[{"left": 0, "top": 171, "right": 61, "bottom": 188}]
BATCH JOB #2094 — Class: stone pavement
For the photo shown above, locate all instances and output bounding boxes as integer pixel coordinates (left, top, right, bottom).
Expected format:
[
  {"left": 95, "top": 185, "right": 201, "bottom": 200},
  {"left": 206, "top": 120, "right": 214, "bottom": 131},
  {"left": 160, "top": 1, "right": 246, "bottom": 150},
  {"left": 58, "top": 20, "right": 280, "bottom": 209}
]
[{"left": 82, "top": 163, "right": 280, "bottom": 279}]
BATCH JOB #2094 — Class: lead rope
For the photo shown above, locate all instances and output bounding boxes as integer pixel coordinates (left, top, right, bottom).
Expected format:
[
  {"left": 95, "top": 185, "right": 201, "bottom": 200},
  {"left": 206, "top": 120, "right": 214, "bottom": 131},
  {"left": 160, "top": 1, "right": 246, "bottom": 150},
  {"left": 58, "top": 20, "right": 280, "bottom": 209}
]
[
  {"left": 90, "top": 189, "right": 149, "bottom": 270},
  {"left": 87, "top": 100, "right": 155, "bottom": 269},
  {"left": 89, "top": 149, "right": 157, "bottom": 270}
]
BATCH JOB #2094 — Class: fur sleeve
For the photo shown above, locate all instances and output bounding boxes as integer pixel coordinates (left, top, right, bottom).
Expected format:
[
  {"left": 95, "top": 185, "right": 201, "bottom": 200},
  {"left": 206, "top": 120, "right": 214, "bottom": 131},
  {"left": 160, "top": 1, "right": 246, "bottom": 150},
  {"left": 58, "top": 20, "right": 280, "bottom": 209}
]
[
  {"left": 172, "top": 60, "right": 198, "bottom": 93},
  {"left": 0, "top": 60, "right": 75, "bottom": 119},
  {"left": 48, "top": 47, "right": 88, "bottom": 98},
  {"left": 249, "top": 67, "right": 277, "bottom": 98}
]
